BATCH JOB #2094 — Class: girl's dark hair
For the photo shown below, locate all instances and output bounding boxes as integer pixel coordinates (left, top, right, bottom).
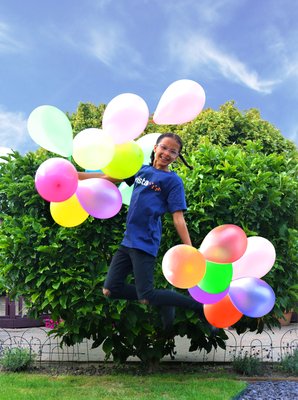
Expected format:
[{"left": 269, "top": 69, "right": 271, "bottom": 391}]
[{"left": 149, "top": 133, "right": 193, "bottom": 170}]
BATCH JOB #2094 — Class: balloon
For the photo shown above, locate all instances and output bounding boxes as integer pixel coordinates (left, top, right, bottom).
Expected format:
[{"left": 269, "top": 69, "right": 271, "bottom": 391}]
[
  {"left": 50, "top": 194, "right": 89, "bottom": 227},
  {"left": 229, "top": 277, "right": 275, "bottom": 318},
  {"left": 136, "top": 133, "right": 161, "bottom": 164},
  {"left": 204, "top": 295, "right": 243, "bottom": 328},
  {"left": 76, "top": 178, "right": 122, "bottom": 219},
  {"left": 118, "top": 182, "right": 134, "bottom": 206},
  {"left": 232, "top": 236, "right": 276, "bottom": 279},
  {"left": 198, "top": 261, "right": 232, "bottom": 294},
  {"left": 0, "top": 147, "right": 13, "bottom": 163},
  {"left": 102, "top": 141, "right": 144, "bottom": 179},
  {"left": 27, "top": 105, "right": 73, "bottom": 157},
  {"left": 162, "top": 245, "right": 206, "bottom": 289},
  {"left": 72, "top": 128, "right": 115, "bottom": 170},
  {"left": 35, "top": 158, "right": 78, "bottom": 202},
  {"left": 102, "top": 93, "right": 149, "bottom": 144},
  {"left": 188, "top": 286, "right": 229, "bottom": 304},
  {"left": 200, "top": 224, "right": 247, "bottom": 263},
  {"left": 153, "top": 79, "right": 206, "bottom": 125}
]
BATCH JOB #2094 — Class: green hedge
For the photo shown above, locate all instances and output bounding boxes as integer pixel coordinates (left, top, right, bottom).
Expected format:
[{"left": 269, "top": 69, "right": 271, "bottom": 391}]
[{"left": 0, "top": 101, "right": 297, "bottom": 365}]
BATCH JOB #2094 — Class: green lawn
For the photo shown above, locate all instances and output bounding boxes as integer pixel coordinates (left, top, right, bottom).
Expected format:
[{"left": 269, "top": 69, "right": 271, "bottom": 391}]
[{"left": 0, "top": 373, "right": 246, "bottom": 400}]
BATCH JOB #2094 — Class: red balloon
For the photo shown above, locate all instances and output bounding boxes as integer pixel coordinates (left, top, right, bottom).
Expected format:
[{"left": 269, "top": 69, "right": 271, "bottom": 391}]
[
  {"left": 199, "top": 224, "right": 247, "bottom": 263},
  {"left": 204, "top": 294, "right": 243, "bottom": 328}
]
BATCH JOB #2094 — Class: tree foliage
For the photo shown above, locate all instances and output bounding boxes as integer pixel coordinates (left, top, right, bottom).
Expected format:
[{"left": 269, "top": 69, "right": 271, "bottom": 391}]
[
  {"left": 177, "top": 101, "right": 296, "bottom": 155},
  {"left": 0, "top": 100, "right": 297, "bottom": 365},
  {"left": 67, "top": 102, "right": 106, "bottom": 136}
]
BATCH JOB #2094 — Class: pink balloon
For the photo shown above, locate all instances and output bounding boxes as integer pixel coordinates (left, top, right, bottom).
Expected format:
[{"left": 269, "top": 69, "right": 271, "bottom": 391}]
[
  {"left": 199, "top": 224, "right": 247, "bottom": 263},
  {"left": 102, "top": 93, "right": 149, "bottom": 144},
  {"left": 188, "top": 286, "right": 229, "bottom": 304},
  {"left": 232, "top": 236, "right": 276, "bottom": 280},
  {"left": 153, "top": 79, "right": 205, "bottom": 125},
  {"left": 35, "top": 158, "right": 78, "bottom": 202},
  {"left": 76, "top": 178, "right": 122, "bottom": 219}
]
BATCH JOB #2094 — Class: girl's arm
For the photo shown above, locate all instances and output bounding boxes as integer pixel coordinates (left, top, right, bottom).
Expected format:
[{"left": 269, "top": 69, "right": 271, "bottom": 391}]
[
  {"left": 77, "top": 171, "right": 122, "bottom": 183},
  {"left": 172, "top": 210, "right": 192, "bottom": 246}
]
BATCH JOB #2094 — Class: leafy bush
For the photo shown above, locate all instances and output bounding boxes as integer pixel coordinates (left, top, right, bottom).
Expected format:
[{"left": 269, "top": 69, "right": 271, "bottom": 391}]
[
  {"left": 0, "top": 102, "right": 297, "bottom": 365},
  {"left": 232, "top": 353, "right": 263, "bottom": 376},
  {"left": 168, "top": 141, "right": 298, "bottom": 333},
  {"left": 0, "top": 347, "right": 35, "bottom": 372},
  {"left": 279, "top": 348, "right": 298, "bottom": 375}
]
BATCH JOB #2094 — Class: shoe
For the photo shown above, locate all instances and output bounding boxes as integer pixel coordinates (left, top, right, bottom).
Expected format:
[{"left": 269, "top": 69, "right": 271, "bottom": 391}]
[
  {"left": 209, "top": 325, "right": 219, "bottom": 338},
  {"left": 160, "top": 305, "right": 176, "bottom": 332}
]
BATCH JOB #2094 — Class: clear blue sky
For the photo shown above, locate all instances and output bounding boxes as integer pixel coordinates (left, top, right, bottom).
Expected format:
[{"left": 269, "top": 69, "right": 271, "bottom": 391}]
[{"left": 1, "top": 0, "right": 298, "bottom": 154}]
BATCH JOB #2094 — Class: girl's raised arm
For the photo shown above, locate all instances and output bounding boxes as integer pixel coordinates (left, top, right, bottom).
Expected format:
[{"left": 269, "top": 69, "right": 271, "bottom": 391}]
[{"left": 78, "top": 171, "right": 122, "bottom": 183}]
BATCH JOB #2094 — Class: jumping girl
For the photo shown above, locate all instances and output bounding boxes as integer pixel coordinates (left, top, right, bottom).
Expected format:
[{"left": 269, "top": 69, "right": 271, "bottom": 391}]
[{"left": 79, "top": 133, "right": 213, "bottom": 333}]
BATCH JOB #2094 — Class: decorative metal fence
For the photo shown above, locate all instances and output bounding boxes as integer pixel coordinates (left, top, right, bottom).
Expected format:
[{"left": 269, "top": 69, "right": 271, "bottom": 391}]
[{"left": 0, "top": 325, "right": 297, "bottom": 366}]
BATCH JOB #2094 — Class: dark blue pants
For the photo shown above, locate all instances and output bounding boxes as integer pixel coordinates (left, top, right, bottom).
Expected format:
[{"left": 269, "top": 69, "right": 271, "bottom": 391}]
[{"left": 104, "top": 246, "right": 203, "bottom": 312}]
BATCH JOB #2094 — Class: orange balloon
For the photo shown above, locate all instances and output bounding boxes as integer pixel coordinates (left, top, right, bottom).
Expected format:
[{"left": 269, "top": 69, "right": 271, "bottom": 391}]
[
  {"left": 204, "top": 294, "right": 243, "bottom": 328},
  {"left": 162, "top": 245, "right": 206, "bottom": 289}
]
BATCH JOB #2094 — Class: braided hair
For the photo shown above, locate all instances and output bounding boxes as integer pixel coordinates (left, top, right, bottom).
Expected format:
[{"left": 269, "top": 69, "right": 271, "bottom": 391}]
[{"left": 149, "top": 133, "right": 193, "bottom": 170}]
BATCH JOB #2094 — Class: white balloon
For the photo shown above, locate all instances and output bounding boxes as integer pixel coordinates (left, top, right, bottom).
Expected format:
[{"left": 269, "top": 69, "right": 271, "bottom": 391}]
[
  {"left": 0, "top": 147, "right": 13, "bottom": 163},
  {"left": 153, "top": 79, "right": 206, "bottom": 125},
  {"left": 232, "top": 236, "right": 276, "bottom": 280},
  {"left": 102, "top": 93, "right": 149, "bottom": 144}
]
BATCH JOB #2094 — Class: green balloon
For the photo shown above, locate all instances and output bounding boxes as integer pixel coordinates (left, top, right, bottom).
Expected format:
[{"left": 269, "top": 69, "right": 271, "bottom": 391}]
[
  {"left": 119, "top": 182, "right": 133, "bottom": 206},
  {"left": 103, "top": 141, "right": 144, "bottom": 179},
  {"left": 27, "top": 105, "right": 73, "bottom": 157},
  {"left": 198, "top": 260, "right": 232, "bottom": 294}
]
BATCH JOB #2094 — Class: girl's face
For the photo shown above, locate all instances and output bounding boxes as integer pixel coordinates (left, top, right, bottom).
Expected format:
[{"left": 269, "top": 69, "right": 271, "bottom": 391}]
[{"left": 153, "top": 137, "right": 180, "bottom": 171}]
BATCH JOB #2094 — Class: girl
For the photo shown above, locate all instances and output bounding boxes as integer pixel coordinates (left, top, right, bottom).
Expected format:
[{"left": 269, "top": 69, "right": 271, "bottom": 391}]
[{"left": 79, "top": 133, "right": 212, "bottom": 333}]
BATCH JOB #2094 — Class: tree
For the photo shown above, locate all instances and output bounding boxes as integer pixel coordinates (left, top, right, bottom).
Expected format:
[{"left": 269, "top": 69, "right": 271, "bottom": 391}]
[
  {"left": 177, "top": 101, "right": 296, "bottom": 155},
  {"left": 67, "top": 102, "right": 106, "bottom": 136}
]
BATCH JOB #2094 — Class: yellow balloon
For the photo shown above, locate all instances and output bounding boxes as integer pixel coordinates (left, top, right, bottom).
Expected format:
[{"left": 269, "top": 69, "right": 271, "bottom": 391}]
[
  {"left": 102, "top": 141, "right": 144, "bottom": 179},
  {"left": 50, "top": 194, "right": 89, "bottom": 227}
]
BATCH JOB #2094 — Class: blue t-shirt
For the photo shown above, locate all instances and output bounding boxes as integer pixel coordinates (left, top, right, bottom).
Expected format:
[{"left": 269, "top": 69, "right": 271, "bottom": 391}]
[{"left": 121, "top": 165, "right": 187, "bottom": 256}]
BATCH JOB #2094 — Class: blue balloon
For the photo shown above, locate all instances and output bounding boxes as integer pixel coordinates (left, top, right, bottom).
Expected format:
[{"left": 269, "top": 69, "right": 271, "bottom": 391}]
[{"left": 229, "top": 277, "right": 275, "bottom": 318}]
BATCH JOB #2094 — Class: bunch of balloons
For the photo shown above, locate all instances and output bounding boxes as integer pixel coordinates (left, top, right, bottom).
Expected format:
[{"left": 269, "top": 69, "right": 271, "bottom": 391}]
[
  {"left": 27, "top": 79, "right": 206, "bottom": 227},
  {"left": 162, "top": 224, "right": 276, "bottom": 328}
]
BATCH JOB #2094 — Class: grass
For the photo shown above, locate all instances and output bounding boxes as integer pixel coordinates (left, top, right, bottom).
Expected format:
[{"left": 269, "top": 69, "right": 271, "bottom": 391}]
[{"left": 0, "top": 372, "right": 246, "bottom": 400}]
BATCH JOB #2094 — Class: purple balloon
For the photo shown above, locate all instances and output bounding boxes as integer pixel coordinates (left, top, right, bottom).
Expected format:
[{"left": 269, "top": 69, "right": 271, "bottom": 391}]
[
  {"left": 229, "top": 277, "right": 275, "bottom": 318},
  {"left": 35, "top": 157, "right": 78, "bottom": 202},
  {"left": 188, "top": 285, "right": 229, "bottom": 304},
  {"left": 76, "top": 178, "right": 122, "bottom": 219}
]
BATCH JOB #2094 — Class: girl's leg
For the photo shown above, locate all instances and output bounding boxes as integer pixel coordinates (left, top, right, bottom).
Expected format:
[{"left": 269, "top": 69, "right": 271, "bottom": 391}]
[
  {"left": 130, "top": 248, "right": 202, "bottom": 311},
  {"left": 103, "top": 246, "right": 138, "bottom": 300},
  {"left": 130, "top": 249, "right": 205, "bottom": 328}
]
